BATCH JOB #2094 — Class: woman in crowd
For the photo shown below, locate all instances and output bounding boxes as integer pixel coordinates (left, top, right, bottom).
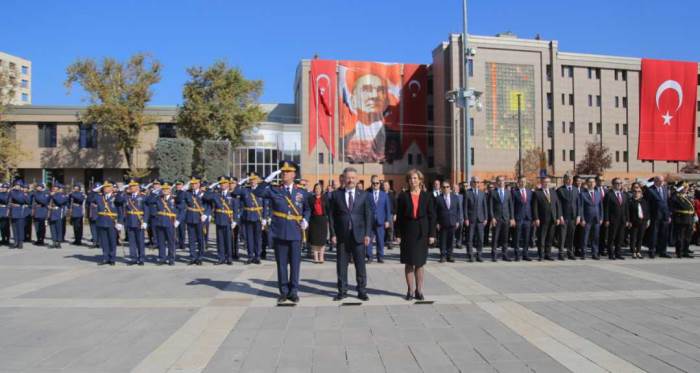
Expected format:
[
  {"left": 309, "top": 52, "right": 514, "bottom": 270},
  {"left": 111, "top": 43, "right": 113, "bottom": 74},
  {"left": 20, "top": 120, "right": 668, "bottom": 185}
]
[
  {"left": 308, "top": 183, "right": 329, "bottom": 263},
  {"left": 628, "top": 182, "right": 650, "bottom": 259},
  {"left": 395, "top": 169, "right": 436, "bottom": 301}
]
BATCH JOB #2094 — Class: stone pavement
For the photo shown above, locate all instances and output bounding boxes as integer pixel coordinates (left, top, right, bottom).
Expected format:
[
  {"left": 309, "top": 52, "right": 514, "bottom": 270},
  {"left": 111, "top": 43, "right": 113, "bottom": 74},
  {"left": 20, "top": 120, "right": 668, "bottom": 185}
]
[{"left": 2, "top": 242, "right": 700, "bottom": 372}]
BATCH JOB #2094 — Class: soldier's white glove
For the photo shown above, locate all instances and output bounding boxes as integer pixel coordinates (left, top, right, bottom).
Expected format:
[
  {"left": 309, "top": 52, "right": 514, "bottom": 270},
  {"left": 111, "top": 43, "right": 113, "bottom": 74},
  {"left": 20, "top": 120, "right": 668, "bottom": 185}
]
[
  {"left": 231, "top": 222, "right": 237, "bottom": 229},
  {"left": 264, "top": 170, "right": 282, "bottom": 183},
  {"left": 174, "top": 221, "right": 180, "bottom": 228},
  {"left": 115, "top": 223, "right": 124, "bottom": 231},
  {"left": 261, "top": 219, "right": 267, "bottom": 227},
  {"left": 200, "top": 215, "right": 208, "bottom": 223},
  {"left": 141, "top": 223, "right": 147, "bottom": 230},
  {"left": 239, "top": 177, "right": 250, "bottom": 184},
  {"left": 300, "top": 219, "right": 308, "bottom": 230}
]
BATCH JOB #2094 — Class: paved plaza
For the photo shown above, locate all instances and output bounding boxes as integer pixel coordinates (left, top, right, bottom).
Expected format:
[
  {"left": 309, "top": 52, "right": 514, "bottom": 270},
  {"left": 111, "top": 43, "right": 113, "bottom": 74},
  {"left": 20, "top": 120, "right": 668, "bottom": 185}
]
[{"left": 2, "top": 243, "right": 700, "bottom": 372}]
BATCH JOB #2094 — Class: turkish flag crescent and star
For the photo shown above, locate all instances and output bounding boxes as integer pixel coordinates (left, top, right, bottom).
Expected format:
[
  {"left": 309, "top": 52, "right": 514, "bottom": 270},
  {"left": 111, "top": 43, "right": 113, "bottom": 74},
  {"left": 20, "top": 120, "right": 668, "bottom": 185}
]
[
  {"left": 309, "top": 59, "right": 336, "bottom": 156},
  {"left": 638, "top": 58, "right": 698, "bottom": 161}
]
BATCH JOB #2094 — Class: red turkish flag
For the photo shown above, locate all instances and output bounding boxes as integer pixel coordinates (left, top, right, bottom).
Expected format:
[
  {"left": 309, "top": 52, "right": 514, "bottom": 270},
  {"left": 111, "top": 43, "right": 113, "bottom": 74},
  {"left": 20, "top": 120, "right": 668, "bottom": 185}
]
[
  {"left": 401, "top": 64, "right": 428, "bottom": 155},
  {"left": 309, "top": 59, "right": 336, "bottom": 156},
  {"left": 638, "top": 58, "right": 698, "bottom": 161}
]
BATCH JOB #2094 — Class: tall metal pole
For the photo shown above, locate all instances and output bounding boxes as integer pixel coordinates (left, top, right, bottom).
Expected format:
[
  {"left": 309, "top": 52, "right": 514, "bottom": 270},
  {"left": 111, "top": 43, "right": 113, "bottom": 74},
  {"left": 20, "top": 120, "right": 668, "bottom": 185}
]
[
  {"left": 461, "top": 0, "right": 471, "bottom": 182},
  {"left": 517, "top": 94, "right": 522, "bottom": 178}
]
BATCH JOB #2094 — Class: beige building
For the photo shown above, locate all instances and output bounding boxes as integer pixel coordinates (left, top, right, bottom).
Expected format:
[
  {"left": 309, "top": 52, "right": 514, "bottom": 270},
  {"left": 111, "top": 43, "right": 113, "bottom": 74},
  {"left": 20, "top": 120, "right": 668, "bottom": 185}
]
[
  {"left": 1, "top": 104, "right": 299, "bottom": 185},
  {"left": 432, "top": 33, "right": 700, "bottom": 182},
  {"left": 0, "top": 51, "right": 31, "bottom": 105}
]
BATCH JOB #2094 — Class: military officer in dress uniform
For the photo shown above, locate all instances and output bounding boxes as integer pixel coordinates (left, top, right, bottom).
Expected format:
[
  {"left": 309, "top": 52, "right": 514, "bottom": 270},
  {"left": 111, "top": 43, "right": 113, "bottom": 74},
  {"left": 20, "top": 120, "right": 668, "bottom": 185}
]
[
  {"left": 117, "top": 179, "right": 149, "bottom": 265},
  {"left": 671, "top": 182, "right": 695, "bottom": 258},
  {"left": 210, "top": 176, "right": 238, "bottom": 265},
  {"left": 261, "top": 198, "right": 271, "bottom": 260},
  {"left": 96, "top": 181, "right": 122, "bottom": 265},
  {"left": 0, "top": 183, "right": 10, "bottom": 246},
  {"left": 23, "top": 183, "right": 33, "bottom": 242},
  {"left": 87, "top": 183, "right": 101, "bottom": 248},
  {"left": 183, "top": 176, "right": 210, "bottom": 265},
  {"left": 31, "top": 183, "right": 49, "bottom": 246},
  {"left": 8, "top": 180, "right": 29, "bottom": 249},
  {"left": 174, "top": 180, "right": 187, "bottom": 252},
  {"left": 145, "top": 179, "right": 162, "bottom": 248},
  {"left": 48, "top": 183, "right": 68, "bottom": 249},
  {"left": 69, "top": 184, "right": 85, "bottom": 245},
  {"left": 155, "top": 182, "right": 180, "bottom": 265},
  {"left": 234, "top": 172, "right": 266, "bottom": 264},
  {"left": 254, "top": 161, "right": 310, "bottom": 304}
]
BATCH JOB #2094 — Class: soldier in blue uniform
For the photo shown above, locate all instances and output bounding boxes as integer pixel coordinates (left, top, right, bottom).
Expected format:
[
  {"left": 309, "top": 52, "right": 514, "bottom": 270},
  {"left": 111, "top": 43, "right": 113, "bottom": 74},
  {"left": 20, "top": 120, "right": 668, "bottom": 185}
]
[
  {"left": 68, "top": 184, "right": 85, "bottom": 245},
  {"left": 261, "top": 197, "right": 271, "bottom": 260},
  {"left": 117, "top": 180, "right": 149, "bottom": 265},
  {"left": 145, "top": 179, "right": 162, "bottom": 248},
  {"left": 0, "top": 183, "right": 10, "bottom": 246},
  {"left": 201, "top": 181, "right": 212, "bottom": 248},
  {"left": 31, "top": 183, "right": 49, "bottom": 246},
  {"left": 183, "top": 177, "right": 210, "bottom": 265},
  {"left": 254, "top": 161, "right": 310, "bottom": 304},
  {"left": 8, "top": 180, "right": 30, "bottom": 249},
  {"left": 24, "top": 183, "right": 33, "bottom": 242},
  {"left": 210, "top": 176, "right": 238, "bottom": 265},
  {"left": 87, "top": 183, "right": 100, "bottom": 248},
  {"left": 96, "top": 181, "right": 122, "bottom": 265},
  {"left": 155, "top": 182, "right": 181, "bottom": 265},
  {"left": 48, "top": 183, "right": 68, "bottom": 248},
  {"left": 234, "top": 172, "right": 266, "bottom": 264},
  {"left": 174, "top": 180, "right": 187, "bottom": 252}
]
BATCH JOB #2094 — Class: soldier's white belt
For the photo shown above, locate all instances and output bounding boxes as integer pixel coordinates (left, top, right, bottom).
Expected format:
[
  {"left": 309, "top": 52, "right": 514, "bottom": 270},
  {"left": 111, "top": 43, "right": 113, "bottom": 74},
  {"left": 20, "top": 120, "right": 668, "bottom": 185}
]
[{"left": 272, "top": 211, "right": 302, "bottom": 221}]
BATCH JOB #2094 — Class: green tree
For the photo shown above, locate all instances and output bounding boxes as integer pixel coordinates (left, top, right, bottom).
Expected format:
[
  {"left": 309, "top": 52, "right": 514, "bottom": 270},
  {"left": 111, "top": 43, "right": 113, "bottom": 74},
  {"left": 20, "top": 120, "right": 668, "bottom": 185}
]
[
  {"left": 65, "top": 53, "right": 161, "bottom": 173},
  {"left": 176, "top": 61, "right": 264, "bottom": 173},
  {"left": 0, "top": 66, "right": 26, "bottom": 180},
  {"left": 576, "top": 142, "right": 612, "bottom": 175}
]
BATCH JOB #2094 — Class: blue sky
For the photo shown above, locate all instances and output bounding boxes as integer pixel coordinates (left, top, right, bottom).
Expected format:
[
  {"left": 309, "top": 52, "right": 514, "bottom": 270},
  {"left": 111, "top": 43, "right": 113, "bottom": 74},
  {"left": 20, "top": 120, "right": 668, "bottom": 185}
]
[{"left": 4, "top": 0, "right": 699, "bottom": 106}]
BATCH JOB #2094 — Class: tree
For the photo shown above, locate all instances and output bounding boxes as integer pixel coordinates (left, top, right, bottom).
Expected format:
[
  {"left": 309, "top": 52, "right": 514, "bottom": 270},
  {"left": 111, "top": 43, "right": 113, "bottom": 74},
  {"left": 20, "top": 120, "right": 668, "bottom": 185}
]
[
  {"left": 576, "top": 142, "right": 612, "bottom": 175},
  {"left": 65, "top": 53, "right": 161, "bottom": 173},
  {"left": 176, "top": 61, "right": 265, "bottom": 173},
  {"left": 0, "top": 66, "right": 26, "bottom": 180},
  {"left": 514, "top": 147, "right": 548, "bottom": 181},
  {"left": 155, "top": 138, "right": 194, "bottom": 182}
]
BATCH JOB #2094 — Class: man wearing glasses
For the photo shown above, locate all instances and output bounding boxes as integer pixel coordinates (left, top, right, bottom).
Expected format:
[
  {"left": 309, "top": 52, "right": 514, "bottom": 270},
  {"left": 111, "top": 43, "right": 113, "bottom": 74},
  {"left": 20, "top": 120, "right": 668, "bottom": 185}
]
[
  {"left": 435, "top": 181, "right": 463, "bottom": 262},
  {"left": 367, "top": 175, "right": 391, "bottom": 263},
  {"left": 464, "top": 177, "right": 488, "bottom": 262}
]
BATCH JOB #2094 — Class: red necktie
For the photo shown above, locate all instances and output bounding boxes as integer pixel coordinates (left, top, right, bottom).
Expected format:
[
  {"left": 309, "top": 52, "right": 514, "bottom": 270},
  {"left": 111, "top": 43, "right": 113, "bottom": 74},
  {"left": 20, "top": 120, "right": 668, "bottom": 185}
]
[
  {"left": 521, "top": 189, "right": 526, "bottom": 203},
  {"left": 616, "top": 192, "right": 622, "bottom": 205}
]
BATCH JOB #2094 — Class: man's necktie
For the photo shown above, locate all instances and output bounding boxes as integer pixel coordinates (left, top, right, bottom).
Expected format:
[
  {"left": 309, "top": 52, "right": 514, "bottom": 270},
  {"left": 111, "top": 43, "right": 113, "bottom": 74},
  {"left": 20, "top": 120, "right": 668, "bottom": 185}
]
[
  {"left": 616, "top": 192, "right": 622, "bottom": 205},
  {"left": 348, "top": 191, "right": 354, "bottom": 211},
  {"left": 445, "top": 195, "right": 450, "bottom": 209},
  {"left": 521, "top": 189, "right": 526, "bottom": 203}
]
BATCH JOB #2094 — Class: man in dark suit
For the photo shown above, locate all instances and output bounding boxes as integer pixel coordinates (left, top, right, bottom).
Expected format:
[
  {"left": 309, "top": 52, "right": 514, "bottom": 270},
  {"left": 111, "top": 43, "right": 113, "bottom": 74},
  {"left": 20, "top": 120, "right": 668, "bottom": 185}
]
[
  {"left": 512, "top": 176, "right": 533, "bottom": 261},
  {"left": 435, "top": 180, "right": 463, "bottom": 262},
  {"left": 572, "top": 175, "right": 586, "bottom": 257},
  {"left": 646, "top": 176, "right": 672, "bottom": 258},
  {"left": 488, "top": 176, "right": 515, "bottom": 261},
  {"left": 464, "top": 177, "right": 488, "bottom": 262},
  {"left": 367, "top": 175, "right": 391, "bottom": 263},
  {"left": 603, "top": 177, "right": 630, "bottom": 260},
  {"left": 580, "top": 177, "right": 603, "bottom": 259},
  {"left": 328, "top": 167, "right": 372, "bottom": 301},
  {"left": 557, "top": 174, "right": 580, "bottom": 260},
  {"left": 532, "top": 176, "right": 562, "bottom": 261}
]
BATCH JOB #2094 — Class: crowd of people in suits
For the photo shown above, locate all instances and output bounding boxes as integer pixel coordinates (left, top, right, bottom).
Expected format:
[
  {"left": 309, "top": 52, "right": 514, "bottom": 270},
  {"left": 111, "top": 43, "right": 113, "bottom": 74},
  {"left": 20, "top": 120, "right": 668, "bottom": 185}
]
[{"left": 1, "top": 166, "right": 698, "bottom": 304}]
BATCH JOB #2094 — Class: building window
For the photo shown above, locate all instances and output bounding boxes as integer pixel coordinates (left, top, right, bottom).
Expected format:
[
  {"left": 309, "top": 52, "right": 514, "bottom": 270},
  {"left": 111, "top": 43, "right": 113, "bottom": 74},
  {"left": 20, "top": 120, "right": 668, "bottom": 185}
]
[
  {"left": 623, "top": 123, "right": 628, "bottom": 135},
  {"left": 20, "top": 79, "right": 28, "bottom": 88},
  {"left": 547, "top": 121, "right": 553, "bottom": 138},
  {"left": 596, "top": 95, "right": 601, "bottom": 107},
  {"left": 615, "top": 70, "right": 620, "bottom": 80},
  {"left": 562, "top": 65, "right": 573, "bottom": 78},
  {"left": 79, "top": 123, "right": 97, "bottom": 149},
  {"left": 588, "top": 122, "right": 593, "bottom": 134},
  {"left": 561, "top": 93, "right": 566, "bottom": 105},
  {"left": 546, "top": 93, "right": 552, "bottom": 110},
  {"left": 318, "top": 152, "right": 324, "bottom": 164},
  {"left": 569, "top": 121, "right": 575, "bottom": 134},
  {"left": 546, "top": 64, "right": 552, "bottom": 81},
  {"left": 588, "top": 95, "right": 593, "bottom": 107},
  {"left": 622, "top": 97, "right": 628, "bottom": 108},
  {"left": 417, "top": 154, "right": 423, "bottom": 165},
  {"left": 561, "top": 121, "right": 566, "bottom": 134},
  {"left": 428, "top": 156, "right": 434, "bottom": 168},
  {"left": 587, "top": 67, "right": 593, "bottom": 79},
  {"left": 562, "top": 149, "right": 566, "bottom": 161},
  {"left": 569, "top": 94, "right": 574, "bottom": 106},
  {"left": 407, "top": 154, "right": 413, "bottom": 165},
  {"left": 470, "top": 147, "right": 475, "bottom": 165},
  {"left": 427, "top": 78, "right": 433, "bottom": 95},
  {"left": 615, "top": 123, "right": 620, "bottom": 135},
  {"left": 21, "top": 65, "right": 28, "bottom": 75},
  {"left": 469, "top": 118, "right": 474, "bottom": 136},
  {"left": 547, "top": 149, "right": 554, "bottom": 166},
  {"left": 38, "top": 123, "right": 57, "bottom": 148},
  {"left": 616, "top": 151, "right": 620, "bottom": 162},
  {"left": 698, "top": 126, "right": 700, "bottom": 138},
  {"left": 158, "top": 123, "right": 177, "bottom": 138},
  {"left": 596, "top": 122, "right": 602, "bottom": 135},
  {"left": 595, "top": 68, "right": 600, "bottom": 79},
  {"left": 21, "top": 93, "right": 28, "bottom": 102},
  {"left": 428, "top": 129, "right": 434, "bottom": 147},
  {"left": 623, "top": 151, "right": 628, "bottom": 162},
  {"left": 570, "top": 150, "right": 575, "bottom": 161},
  {"left": 621, "top": 70, "right": 627, "bottom": 81},
  {"left": 615, "top": 96, "right": 619, "bottom": 108},
  {"left": 467, "top": 59, "right": 474, "bottom": 77},
  {"left": 697, "top": 101, "right": 700, "bottom": 111}
]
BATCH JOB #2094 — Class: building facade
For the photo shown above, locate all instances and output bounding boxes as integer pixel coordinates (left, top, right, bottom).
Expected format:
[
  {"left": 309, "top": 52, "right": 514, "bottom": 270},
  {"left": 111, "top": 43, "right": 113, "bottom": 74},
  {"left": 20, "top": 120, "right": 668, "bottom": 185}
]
[{"left": 0, "top": 51, "right": 32, "bottom": 105}]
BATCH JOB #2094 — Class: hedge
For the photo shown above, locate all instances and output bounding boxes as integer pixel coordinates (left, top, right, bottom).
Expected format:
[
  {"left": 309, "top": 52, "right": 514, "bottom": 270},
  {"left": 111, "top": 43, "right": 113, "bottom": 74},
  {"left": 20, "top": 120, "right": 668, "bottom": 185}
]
[{"left": 155, "top": 138, "right": 194, "bottom": 182}]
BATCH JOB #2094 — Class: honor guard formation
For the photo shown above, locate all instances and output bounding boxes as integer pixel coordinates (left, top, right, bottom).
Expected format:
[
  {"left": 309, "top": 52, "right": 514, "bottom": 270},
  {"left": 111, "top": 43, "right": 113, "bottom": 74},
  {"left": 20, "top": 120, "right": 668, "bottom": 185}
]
[{"left": 2, "top": 165, "right": 699, "bottom": 305}]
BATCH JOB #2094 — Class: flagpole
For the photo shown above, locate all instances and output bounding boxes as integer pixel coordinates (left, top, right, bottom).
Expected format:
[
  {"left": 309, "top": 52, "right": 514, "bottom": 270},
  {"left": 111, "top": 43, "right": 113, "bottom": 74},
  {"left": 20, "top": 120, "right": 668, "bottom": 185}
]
[{"left": 314, "top": 68, "right": 320, "bottom": 184}]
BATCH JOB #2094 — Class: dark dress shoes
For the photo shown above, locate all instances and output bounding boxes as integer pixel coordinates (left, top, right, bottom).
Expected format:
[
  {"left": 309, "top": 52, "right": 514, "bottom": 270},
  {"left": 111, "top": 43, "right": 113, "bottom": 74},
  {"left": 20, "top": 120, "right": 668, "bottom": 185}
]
[
  {"left": 333, "top": 293, "right": 347, "bottom": 301},
  {"left": 358, "top": 293, "right": 369, "bottom": 301}
]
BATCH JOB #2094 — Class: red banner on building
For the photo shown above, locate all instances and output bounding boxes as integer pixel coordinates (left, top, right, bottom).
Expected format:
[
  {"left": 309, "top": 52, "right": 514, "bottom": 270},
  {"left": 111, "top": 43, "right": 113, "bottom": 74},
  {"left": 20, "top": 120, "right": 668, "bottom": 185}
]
[
  {"left": 308, "top": 59, "right": 336, "bottom": 156},
  {"left": 401, "top": 64, "right": 428, "bottom": 155},
  {"left": 339, "top": 61, "right": 402, "bottom": 163},
  {"left": 638, "top": 58, "right": 698, "bottom": 161}
]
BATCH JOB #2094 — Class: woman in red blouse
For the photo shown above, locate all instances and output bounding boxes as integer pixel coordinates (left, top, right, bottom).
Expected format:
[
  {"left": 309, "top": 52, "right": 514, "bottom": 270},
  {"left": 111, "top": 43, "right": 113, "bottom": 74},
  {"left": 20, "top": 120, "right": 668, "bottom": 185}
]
[
  {"left": 395, "top": 169, "right": 436, "bottom": 301},
  {"left": 308, "top": 183, "right": 329, "bottom": 263}
]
